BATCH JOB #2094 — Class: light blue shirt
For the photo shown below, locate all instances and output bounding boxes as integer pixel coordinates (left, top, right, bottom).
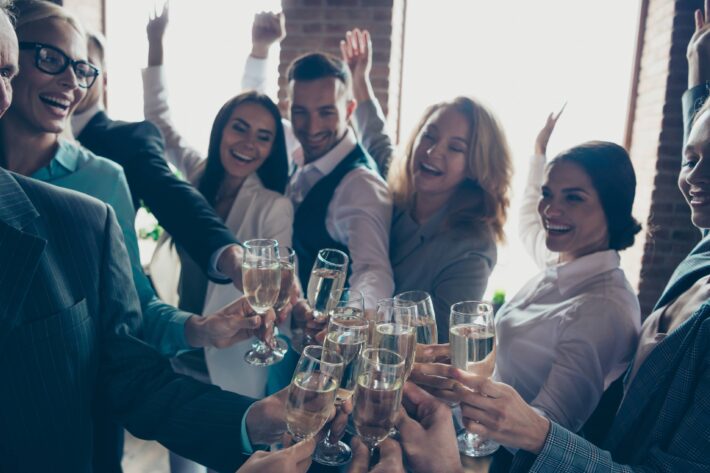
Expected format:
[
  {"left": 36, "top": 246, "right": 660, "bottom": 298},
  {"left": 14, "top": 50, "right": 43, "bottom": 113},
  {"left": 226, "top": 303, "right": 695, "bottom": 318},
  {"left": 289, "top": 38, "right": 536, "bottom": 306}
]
[{"left": 32, "top": 139, "right": 191, "bottom": 355}]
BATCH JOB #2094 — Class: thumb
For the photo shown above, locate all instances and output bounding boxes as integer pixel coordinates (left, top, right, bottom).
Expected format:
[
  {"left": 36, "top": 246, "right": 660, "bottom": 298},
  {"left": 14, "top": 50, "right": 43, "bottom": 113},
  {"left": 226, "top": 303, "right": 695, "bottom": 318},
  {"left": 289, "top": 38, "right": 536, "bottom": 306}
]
[{"left": 286, "top": 437, "right": 316, "bottom": 463}]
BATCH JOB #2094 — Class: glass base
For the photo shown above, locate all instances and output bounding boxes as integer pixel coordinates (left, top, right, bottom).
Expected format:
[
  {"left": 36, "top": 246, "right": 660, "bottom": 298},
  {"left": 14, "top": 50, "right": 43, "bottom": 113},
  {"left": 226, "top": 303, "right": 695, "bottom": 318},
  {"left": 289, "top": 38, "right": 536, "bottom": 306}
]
[
  {"left": 313, "top": 440, "right": 352, "bottom": 466},
  {"left": 244, "top": 339, "right": 286, "bottom": 366},
  {"left": 457, "top": 431, "right": 499, "bottom": 457}
]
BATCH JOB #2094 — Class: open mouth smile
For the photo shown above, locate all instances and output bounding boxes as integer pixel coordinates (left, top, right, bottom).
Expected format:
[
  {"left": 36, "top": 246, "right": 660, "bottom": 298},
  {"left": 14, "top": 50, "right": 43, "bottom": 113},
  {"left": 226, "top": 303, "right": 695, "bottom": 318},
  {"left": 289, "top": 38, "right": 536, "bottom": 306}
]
[{"left": 230, "top": 150, "right": 257, "bottom": 164}]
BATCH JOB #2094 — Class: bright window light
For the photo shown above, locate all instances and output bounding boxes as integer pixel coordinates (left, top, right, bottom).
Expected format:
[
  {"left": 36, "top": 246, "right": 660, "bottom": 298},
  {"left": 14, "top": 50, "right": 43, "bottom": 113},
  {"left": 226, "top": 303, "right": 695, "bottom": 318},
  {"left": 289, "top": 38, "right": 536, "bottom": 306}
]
[{"left": 401, "top": 0, "right": 642, "bottom": 298}]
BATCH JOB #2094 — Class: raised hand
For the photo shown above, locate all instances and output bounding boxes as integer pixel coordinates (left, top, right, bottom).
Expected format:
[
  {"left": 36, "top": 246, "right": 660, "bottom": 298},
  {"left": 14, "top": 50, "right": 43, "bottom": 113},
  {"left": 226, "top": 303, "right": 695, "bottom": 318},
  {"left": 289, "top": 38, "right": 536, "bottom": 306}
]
[
  {"left": 534, "top": 103, "right": 565, "bottom": 157},
  {"left": 688, "top": 0, "right": 710, "bottom": 88},
  {"left": 235, "top": 437, "right": 315, "bottom": 473},
  {"left": 340, "top": 28, "right": 373, "bottom": 102},
  {"left": 147, "top": 1, "right": 169, "bottom": 45},
  {"left": 147, "top": 1, "right": 169, "bottom": 66},
  {"left": 347, "top": 438, "right": 405, "bottom": 473},
  {"left": 251, "top": 12, "right": 286, "bottom": 59},
  {"left": 184, "top": 296, "right": 268, "bottom": 349},
  {"left": 398, "top": 383, "right": 463, "bottom": 473}
]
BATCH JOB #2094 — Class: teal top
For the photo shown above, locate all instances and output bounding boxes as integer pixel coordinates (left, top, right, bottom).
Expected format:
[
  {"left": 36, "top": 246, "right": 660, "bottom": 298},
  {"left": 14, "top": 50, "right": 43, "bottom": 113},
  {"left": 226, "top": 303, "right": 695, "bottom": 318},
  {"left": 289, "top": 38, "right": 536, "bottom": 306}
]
[{"left": 32, "top": 139, "right": 191, "bottom": 355}]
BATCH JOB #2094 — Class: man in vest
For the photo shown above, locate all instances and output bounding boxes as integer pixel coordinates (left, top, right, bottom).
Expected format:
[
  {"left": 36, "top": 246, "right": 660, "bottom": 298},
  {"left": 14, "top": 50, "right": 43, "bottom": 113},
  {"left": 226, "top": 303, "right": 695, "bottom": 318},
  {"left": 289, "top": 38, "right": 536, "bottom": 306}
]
[{"left": 286, "top": 53, "right": 394, "bottom": 311}]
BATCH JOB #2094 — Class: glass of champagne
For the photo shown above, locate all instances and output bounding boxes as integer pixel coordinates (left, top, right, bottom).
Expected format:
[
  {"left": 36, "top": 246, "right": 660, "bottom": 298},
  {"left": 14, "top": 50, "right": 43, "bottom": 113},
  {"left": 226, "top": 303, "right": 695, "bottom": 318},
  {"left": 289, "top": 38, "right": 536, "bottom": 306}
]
[
  {"left": 269, "top": 246, "right": 296, "bottom": 357},
  {"left": 314, "top": 291, "right": 368, "bottom": 465},
  {"left": 241, "top": 239, "right": 283, "bottom": 366},
  {"left": 450, "top": 300, "right": 498, "bottom": 457},
  {"left": 372, "top": 298, "right": 417, "bottom": 379},
  {"left": 352, "top": 348, "right": 406, "bottom": 460},
  {"left": 286, "top": 345, "right": 344, "bottom": 442},
  {"left": 394, "top": 290, "right": 439, "bottom": 344},
  {"left": 307, "top": 248, "right": 348, "bottom": 323}
]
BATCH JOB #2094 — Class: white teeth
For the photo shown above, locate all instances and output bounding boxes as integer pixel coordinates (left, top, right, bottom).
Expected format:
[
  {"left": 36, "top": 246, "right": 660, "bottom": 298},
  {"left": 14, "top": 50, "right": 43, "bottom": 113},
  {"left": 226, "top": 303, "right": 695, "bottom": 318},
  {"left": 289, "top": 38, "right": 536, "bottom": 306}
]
[
  {"left": 40, "top": 95, "right": 70, "bottom": 108},
  {"left": 230, "top": 150, "right": 256, "bottom": 163},
  {"left": 546, "top": 224, "right": 572, "bottom": 231},
  {"left": 421, "top": 162, "right": 441, "bottom": 173}
]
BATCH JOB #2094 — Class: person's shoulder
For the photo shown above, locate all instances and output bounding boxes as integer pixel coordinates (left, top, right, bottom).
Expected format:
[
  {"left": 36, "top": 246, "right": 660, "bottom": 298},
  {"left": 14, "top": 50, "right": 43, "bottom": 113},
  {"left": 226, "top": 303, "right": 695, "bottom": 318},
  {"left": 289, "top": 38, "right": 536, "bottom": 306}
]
[
  {"left": 14, "top": 172, "right": 109, "bottom": 224},
  {"left": 70, "top": 142, "right": 126, "bottom": 179}
]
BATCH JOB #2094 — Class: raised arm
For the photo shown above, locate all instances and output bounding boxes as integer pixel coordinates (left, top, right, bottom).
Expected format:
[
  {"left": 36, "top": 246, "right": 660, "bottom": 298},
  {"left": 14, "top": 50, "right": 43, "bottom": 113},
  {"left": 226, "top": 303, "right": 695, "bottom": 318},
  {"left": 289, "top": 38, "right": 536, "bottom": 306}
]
[
  {"left": 342, "top": 29, "right": 395, "bottom": 176},
  {"left": 242, "top": 11, "right": 286, "bottom": 93},
  {"left": 685, "top": 1, "right": 710, "bottom": 141},
  {"left": 519, "top": 107, "right": 564, "bottom": 268},
  {"left": 143, "top": 2, "right": 203, "bottom": 177}
]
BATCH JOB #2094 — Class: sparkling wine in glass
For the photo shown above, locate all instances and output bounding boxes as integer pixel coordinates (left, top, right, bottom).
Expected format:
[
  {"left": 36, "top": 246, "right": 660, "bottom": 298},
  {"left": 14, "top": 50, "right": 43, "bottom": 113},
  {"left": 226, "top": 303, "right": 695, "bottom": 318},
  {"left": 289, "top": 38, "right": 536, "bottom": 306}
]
[
  {"left": 286, "top": 345, "right": 344, "bottom": 442},
  {"left": 314, "top": 290, "right": 368, "bottom": 466},
  {"left": 352, "top": 348, "right": 405, "bottom": 459},
  {"left": 450, "top": 300, "right": 499, "bottom": 457},
  {"left": 306, "top": 249, "right": 348, "bottom": 323},
  {"left": 373, "top": 298, "right": 417, "bottom": 379},
  {"left": 242, "top": 239, "right": 282, "bottom": 366},
  {"left": 274, "top": 247, "right": 296, "bottom": 311},
  {"left": 395, "top": 290, "right": 439, "bottom": 344}
]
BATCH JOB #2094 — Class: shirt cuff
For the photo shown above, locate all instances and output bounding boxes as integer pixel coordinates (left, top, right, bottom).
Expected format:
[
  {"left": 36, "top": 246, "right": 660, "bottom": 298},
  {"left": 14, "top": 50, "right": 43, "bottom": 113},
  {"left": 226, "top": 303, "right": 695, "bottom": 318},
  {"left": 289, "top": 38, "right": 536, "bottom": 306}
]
[
  {"left": 240, "top": 404, "right": 255, "bottom": 454},
  {"left": 208, "top": 244, "right": 236, "bottom": 283}
]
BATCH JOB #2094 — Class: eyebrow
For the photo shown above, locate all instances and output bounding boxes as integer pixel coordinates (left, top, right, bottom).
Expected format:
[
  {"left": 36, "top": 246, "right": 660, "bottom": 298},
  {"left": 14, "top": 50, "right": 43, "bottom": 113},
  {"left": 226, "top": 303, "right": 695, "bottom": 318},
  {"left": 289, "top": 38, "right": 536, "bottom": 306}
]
[
  {"left": 541, "top": 185, "right": 591, "bottom": 194},
  {"left": 233, "top": 118, "right": 274, "bottom": 136}
]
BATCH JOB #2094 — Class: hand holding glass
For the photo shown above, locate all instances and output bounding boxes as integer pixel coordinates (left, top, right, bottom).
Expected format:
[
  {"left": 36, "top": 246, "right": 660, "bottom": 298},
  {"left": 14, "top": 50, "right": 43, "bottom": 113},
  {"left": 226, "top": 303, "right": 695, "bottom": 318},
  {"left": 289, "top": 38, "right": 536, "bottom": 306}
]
[{"left": 450, "top": 300, "right": 498, "bottom": 457}]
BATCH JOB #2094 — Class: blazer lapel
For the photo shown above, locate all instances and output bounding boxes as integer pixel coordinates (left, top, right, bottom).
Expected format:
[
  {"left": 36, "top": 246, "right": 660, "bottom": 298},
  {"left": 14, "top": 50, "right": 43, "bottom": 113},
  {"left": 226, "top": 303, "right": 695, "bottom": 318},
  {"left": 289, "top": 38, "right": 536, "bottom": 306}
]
[
  {"left": 0, "top": 170, "right": 46, "bottom": 348},
  {"left": 655, "top": 235, "right": 710, "bottom": 310},
  {"left": 604, "top": 304, "right": 706, "bottom": 450}
]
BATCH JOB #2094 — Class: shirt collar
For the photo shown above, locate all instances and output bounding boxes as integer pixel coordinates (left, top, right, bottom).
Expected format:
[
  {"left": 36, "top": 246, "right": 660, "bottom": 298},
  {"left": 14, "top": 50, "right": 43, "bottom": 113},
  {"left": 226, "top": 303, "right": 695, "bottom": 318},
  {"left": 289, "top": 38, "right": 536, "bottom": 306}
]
[
  {"left": 551, "top": 249, "right": 621, "bottom": 295},
  {"left": 71, "top": 103, "right": 102, "bottom": 137},
  {"left": 31, "top": 140, "right": 78, "bottom": 180},
  {"left": 297, "top": 128, "right": 357, "bottom": 177}
]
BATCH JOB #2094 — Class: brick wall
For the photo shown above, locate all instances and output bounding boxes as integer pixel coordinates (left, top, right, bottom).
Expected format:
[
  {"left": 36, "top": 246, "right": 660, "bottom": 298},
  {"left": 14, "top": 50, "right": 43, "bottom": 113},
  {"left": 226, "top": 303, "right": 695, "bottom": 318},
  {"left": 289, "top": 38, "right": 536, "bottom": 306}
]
[
  {"left": 625, "top": 0, "right": 702, "bottom": 316},
  {"left": 278, "top": 0, "right": 406, "bottom": 137}
]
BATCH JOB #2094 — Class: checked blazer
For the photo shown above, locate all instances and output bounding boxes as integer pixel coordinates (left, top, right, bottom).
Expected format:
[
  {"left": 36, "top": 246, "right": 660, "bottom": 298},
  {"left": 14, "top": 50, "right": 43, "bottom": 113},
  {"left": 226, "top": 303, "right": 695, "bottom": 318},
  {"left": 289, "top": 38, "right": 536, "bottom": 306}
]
[{"left": 0, "top": 169, "right": 252, "bottom": 473}]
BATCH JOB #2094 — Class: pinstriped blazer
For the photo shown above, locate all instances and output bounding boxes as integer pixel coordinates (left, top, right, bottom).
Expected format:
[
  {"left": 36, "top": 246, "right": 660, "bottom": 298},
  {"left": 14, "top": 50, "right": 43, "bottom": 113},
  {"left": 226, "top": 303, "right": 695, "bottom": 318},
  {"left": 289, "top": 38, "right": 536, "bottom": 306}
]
[
  {"left": 508, "top": 87, "right": 710, "bottom": 472},
  {"left": 0, "top": 169, "right": 252, "bottom": 473}
]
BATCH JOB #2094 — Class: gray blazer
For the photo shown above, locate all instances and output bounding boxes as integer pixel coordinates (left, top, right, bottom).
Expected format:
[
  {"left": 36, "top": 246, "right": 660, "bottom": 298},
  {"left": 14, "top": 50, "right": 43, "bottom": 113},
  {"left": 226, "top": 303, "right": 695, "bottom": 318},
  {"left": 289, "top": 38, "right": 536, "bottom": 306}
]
[
  {"left": 0, "top": 169, "right": 252, "bottom": 472},
  {"left": 354, "top": 100, "right": 496, "bottom": 341}
]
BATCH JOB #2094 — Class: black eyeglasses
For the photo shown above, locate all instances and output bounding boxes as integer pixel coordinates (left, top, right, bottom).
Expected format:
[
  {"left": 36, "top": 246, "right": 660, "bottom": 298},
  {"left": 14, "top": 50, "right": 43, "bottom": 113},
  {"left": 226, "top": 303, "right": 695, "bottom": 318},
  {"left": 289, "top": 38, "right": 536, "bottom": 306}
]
[{"left": 19, "top": 42, "right": 100, "bottom": 89}]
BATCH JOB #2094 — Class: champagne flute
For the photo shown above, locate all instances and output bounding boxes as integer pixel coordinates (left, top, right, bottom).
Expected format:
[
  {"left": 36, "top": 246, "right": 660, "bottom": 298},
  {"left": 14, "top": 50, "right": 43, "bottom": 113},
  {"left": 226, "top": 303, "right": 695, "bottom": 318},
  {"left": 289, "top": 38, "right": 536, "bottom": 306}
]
[
  {"left": 372, "top": 298, "right": 417, "bottom": 379},
  {"left": 241, "top": 239, "right": 283, "bottom": 366},
  {"left": 268, "top": 246, "right": 296, "bottom": 357},
  {"left": 352, "top": 348, "right": 406, "bottom": 461},
  {"left": 394, "top": 290, "right": 439, "bottom": 344},
  {"left": 306, "top": 248, "right": 348, "bottom": 323},
  {"left": 286, "top": 345, "right": 344, "bottom": 442},
  {"left": 314, "top": 290, "right": 368, "bottom": 466},
  {"left": 450, "top": 300, "right": 499, "bottom": 457}
]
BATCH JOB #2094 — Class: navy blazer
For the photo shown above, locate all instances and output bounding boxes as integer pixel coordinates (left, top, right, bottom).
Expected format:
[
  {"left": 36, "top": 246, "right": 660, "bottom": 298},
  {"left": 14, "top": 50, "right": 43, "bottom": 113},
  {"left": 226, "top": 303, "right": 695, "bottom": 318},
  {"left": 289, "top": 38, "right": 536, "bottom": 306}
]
[
  {"left": 0, "top": 169, "right": 252, "bottom": 473},
  {"left": 77, "top": 110, "right": 237, "bottom": 278}
]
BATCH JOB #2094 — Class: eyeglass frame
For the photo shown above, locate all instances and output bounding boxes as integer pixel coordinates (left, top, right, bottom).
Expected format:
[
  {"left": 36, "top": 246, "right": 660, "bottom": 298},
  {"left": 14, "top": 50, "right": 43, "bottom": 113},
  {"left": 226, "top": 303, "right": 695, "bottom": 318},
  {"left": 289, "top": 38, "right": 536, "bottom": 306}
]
[{"left": 18, "top": 42, "right": 100, "bottom": 89}]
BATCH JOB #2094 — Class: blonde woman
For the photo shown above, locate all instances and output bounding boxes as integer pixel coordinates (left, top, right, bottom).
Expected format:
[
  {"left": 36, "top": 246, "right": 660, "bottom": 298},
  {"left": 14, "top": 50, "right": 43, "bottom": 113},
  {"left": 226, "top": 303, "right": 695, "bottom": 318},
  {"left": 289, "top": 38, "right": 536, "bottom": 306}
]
[{"left": 342, "top": 30, "right": 512, "bottom": 341}]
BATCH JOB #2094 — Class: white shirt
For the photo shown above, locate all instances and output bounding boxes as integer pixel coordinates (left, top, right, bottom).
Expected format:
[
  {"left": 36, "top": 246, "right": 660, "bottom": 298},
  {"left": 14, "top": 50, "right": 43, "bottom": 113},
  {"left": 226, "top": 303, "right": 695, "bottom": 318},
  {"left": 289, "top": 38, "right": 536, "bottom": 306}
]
[
  {"left": 286, "top": 129, "right": 394, "bottom": 309},
  {"left": 494, "top": 154, "right": 641, "bottom": 433},
  {"left": 241, "top": 55, "right": 394, "bottom": 309}
]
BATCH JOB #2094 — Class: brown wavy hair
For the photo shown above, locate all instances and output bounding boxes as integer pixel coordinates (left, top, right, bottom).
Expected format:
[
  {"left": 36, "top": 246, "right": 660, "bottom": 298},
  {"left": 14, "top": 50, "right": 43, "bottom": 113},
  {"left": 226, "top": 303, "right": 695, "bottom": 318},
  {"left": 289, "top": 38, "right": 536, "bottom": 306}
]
[{"left": 388, "top": 96, "right": 512, "bottom": 242}]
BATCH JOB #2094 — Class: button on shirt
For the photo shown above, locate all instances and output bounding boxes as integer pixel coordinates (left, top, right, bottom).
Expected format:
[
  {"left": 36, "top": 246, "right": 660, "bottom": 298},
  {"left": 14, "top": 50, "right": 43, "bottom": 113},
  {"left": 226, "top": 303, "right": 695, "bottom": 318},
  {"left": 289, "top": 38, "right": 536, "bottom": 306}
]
[{"left": 286, "top": 130, "right": 394, "bottom": 309}]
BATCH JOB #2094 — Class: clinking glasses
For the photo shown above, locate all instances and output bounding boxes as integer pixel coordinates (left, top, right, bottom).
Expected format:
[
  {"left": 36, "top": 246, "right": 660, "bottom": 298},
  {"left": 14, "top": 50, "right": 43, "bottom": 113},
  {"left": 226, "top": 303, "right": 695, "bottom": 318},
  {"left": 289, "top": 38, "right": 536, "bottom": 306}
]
[{"left": 19, "top": 42, "right": 100, "bottom": 89}]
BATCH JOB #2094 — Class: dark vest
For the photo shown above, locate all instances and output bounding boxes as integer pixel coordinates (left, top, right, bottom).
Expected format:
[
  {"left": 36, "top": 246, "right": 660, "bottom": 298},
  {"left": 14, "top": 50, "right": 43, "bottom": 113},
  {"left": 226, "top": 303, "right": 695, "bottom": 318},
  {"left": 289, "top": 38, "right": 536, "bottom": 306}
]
[{"left": 293, "top": 144, "right": 377, "bottom": 288}]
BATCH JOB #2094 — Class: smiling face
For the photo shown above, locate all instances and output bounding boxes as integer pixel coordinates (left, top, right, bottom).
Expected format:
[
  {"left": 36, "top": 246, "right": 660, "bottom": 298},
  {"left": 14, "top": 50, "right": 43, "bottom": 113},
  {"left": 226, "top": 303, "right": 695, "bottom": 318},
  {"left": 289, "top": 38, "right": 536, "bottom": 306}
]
[
  {"left": 289, "top": 76, "right": 355, "bottom": 163},
  {"left": 219, "top": 101, "right": 277, "bottom": 179},
  {"left": 680, "top": 110, "right": 710, "bottom": 229},
  {"left": 411, "top": 105, "right": 471, "bottom": 199},
  {"left": 538, "top": 160, "right": 610, "bottom": 261},
  {"left": 11, "top": 18, "right": 87, "bottom": 135}
]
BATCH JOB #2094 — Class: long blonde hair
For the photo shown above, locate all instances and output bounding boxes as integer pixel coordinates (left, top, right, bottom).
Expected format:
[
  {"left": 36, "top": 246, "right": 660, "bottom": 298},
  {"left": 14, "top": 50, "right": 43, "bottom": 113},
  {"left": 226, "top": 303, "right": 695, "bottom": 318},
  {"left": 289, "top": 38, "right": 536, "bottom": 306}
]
[{"left": 388, "top": 96, "right": 512, "bottom": 242}]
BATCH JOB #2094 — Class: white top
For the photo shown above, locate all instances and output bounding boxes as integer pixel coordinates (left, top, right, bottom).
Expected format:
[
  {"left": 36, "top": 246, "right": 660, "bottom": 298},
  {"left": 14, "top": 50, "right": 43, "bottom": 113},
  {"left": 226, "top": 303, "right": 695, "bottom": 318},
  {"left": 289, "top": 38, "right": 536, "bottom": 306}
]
[
  {"left": 239, "top": 55, "right": 394, "bottom": 309},
  {"left": 143, "top": 67, "right": 294, "bottom": 398},
  {"left": 494, "top": 154, "right": 641, "bottom": 433}
]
